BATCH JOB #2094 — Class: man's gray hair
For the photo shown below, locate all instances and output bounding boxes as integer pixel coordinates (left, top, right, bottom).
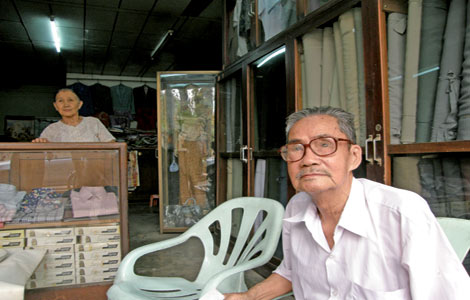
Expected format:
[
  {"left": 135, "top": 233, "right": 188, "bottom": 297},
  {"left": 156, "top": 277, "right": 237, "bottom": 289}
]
[{"left": 285, "top": 106, "right": 357, "bottom": 143}]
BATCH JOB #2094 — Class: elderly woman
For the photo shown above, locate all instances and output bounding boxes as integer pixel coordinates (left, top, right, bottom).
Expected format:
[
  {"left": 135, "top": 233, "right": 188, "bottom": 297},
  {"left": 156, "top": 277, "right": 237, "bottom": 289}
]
[{"left": 32, "top": 88, "right": 115, "bottom": 142}]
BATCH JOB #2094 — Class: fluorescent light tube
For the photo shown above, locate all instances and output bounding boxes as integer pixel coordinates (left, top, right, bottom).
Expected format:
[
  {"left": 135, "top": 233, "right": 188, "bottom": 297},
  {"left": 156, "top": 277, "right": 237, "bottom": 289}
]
[
  {"left": 257, "top": 47, "right": 286, "bottom": 68},
  {"left": 150, "top": 30, "right": 174, "bottom": 59},
  {"left": 50, "top": 18, "right": 61, "bottom": 53}
]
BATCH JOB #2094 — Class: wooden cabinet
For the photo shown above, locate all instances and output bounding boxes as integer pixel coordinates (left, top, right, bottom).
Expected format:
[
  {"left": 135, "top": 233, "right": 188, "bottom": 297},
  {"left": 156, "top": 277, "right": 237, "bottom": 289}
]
[
  {"left": 0, "top": 142, "right": 128, "bottom": 296},
  {"left": 218, "top": 0, "right": 470, "bottom": 271}
]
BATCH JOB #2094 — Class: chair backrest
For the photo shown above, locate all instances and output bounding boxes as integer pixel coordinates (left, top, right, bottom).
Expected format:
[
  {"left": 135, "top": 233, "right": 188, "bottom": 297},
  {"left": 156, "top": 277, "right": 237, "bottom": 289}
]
[
  {"left": 437, "top": 217, "right": 470, "bottom": 262},
  {"left": 184, "top": 197, "right": 284, "bottom": 292}
]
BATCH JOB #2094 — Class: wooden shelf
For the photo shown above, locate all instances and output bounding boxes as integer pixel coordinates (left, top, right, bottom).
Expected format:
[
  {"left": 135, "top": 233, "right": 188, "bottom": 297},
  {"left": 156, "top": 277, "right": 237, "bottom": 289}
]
[
  {"left": 388, "top": 141, "right": 470, "bottom": 155},
  {"left": 1, "top": 216, "right": 120, "bottom": 230}
]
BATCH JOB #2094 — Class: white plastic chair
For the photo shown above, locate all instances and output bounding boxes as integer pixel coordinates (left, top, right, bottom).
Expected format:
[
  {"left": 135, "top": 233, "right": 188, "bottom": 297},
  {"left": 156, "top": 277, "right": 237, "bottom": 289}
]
[
  {"left": 437, "top": 217, "right": 470, "bottom": 262},
  {"left": 107, "top": 197, "right": 284, "bottom": 300}
]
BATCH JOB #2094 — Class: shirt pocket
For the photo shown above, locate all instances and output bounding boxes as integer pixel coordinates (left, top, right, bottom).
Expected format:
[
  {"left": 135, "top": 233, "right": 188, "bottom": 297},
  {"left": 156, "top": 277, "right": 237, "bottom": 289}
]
[{"left": 350, "top": 282, "right": 410, "bottom": 300}]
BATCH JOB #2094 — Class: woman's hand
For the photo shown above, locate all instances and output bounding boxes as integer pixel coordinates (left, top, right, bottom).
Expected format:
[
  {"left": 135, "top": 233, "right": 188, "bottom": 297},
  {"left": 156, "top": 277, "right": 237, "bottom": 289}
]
[{"left": 32, "top": 138, "right": 50, "bottom": 143}]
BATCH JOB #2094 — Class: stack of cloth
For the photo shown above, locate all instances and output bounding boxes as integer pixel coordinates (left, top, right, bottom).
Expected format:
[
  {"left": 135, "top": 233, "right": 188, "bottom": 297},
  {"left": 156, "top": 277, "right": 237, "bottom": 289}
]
[
  {"left": 12, "top": 188, "right": 65, "bottom": 223},
  {"left": 0, "top": 184, "right": 26, "bottom": 222},
  {"left": 71, "top": 186, "right": 118, "bottom": 218}
]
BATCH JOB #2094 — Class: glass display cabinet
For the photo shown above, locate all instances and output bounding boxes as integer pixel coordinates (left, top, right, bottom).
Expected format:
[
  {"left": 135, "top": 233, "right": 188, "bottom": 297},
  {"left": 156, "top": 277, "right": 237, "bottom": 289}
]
[
  {"left": 0, "top": 142, "right": 128, "bottom": 293},
  {"left": 157, "top": 71, "right": 218, "bottom": 233},
  {"left": 220, "top": 0, "right": 470, "bottom": 274}
]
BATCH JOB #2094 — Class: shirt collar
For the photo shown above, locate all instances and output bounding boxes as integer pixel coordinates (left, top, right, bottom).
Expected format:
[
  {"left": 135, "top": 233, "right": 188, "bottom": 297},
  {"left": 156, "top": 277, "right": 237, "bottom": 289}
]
[
  {"left": 285, "top": 178, "right": 376, "bottom": 241},
  {"left": 337, "top": 178, "right": 376, "bottom": 241}
]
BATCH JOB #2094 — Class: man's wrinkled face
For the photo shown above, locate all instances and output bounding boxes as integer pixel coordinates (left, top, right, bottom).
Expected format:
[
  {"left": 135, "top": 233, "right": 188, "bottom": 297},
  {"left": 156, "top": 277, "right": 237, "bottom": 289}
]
[{"left": 286, "top": 115, "right": 361, "bottom": 195}]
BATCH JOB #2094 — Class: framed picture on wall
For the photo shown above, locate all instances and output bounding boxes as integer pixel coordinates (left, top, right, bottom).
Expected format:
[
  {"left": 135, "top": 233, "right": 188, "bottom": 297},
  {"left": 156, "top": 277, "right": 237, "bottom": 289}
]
[
  {"left": 4, "top": 115, "right": 35, "bottom": 142},
  {"left": 34, "top": 117, "right": 60, "bottom": 137}
]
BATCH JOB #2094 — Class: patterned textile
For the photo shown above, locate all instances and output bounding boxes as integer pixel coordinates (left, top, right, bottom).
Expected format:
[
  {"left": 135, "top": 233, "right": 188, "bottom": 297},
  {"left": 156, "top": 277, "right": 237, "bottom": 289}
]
[{"left": 12, "top": 188, "right": 65, "bottom": 223}]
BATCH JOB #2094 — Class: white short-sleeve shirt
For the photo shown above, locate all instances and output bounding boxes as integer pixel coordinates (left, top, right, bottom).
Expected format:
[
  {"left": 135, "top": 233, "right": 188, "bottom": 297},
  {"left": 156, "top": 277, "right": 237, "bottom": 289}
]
[
  {"left": 39, "top": 117, "right": 115, "bottom": 142},
  {"left": 275, "top": 178, "right": 470, "bottom": 300}
]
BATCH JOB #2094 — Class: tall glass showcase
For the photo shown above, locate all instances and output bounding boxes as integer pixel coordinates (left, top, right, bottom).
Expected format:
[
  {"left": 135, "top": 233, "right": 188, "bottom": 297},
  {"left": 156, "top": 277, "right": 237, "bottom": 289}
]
[{"left": 157, "top": 71, "right": 218, "bottom": 233}]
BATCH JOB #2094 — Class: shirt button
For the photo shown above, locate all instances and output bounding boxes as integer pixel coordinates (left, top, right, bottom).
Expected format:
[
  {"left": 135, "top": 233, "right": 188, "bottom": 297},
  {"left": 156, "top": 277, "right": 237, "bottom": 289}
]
[
  {"left": 329, "top": 254, "right": 335, "bottom": 259},
  {"left": 332, "top": 289, "right": 338, "bottom": 296}
]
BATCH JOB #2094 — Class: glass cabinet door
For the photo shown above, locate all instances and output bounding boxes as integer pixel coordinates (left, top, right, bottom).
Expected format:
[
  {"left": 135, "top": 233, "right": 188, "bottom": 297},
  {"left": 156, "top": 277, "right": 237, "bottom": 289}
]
[
  {"left": 157, "top": 72, "right": 218, "bottom": 233},
  {"left": 217, "top": 71, "right": 246, "bottom": 238},
  {"left": 252, "top": 47, "right": 289, "bottom": 259},
  {"left": 387, "top": 1, "right": 470, "bottom": 145},
  {"left": 218, "top": 71, "right": 245, "bottom": 202},
  {"left": 392, "top": 153, "right": 470, "bottom": 273}
]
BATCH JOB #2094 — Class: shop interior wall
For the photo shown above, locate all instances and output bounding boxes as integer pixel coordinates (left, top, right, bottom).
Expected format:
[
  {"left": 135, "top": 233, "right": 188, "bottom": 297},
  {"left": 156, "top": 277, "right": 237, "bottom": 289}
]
[{"left": 0, "top": 84, "right": 60, "bottom": 135}]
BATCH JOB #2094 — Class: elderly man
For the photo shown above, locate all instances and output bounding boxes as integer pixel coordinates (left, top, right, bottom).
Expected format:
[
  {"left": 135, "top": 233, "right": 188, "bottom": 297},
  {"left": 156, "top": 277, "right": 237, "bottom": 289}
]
[{"left": 226, "top": 107, "right": 470, "bottom": 299}]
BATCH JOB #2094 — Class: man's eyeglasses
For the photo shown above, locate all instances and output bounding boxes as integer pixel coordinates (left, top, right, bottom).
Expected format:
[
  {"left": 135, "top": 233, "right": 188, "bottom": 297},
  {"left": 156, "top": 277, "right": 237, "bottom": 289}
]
[{"left": 279, "top": 136, "right": 353, "bottom": 162}]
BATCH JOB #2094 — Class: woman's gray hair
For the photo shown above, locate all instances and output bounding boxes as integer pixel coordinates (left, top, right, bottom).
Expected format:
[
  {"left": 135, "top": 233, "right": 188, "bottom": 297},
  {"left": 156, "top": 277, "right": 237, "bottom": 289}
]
[
  {"left": 285, "top": 106, "right": 357, "bottom": 143},
  {"left": 54, "top": 88, "right": 80, "bottom": 102}
]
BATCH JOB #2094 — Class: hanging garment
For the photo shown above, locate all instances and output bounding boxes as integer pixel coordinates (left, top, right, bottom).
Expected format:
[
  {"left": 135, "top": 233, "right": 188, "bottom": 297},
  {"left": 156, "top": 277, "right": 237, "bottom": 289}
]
[
  {"left": 415, "top": 0, "right": 448, "bottom": 142},
  {"left": 128, "top": 150, "right": 140, "bottom": 189},
  {"left": 339, "top": 10, "right": 361, "bottom": 143},
  {"left": 133, "top": 85, "right": 157, "bottom": 130},
  {"left": 68, "top": 82, "right": 94, "bottom": 116},
  {"left": 258, "top": 0, "right": 297, "bottom": 41},
  {"left": 110, "top": 84, "right": 135, "bottom": 115},
  {"left": 387, "top": 13, "right": 407, "bottom": 144},
  {"left": 401, "top": 0, "right": 423, "bottom": 144},
  {"left": 431, "top": 0, "right": 467, "bottom": 142},
  {"left": 178, "top": 140, "right": 208, "bottom": 207},
  {"left": 321, "top": 27, "right": 336, "bottom": 107},
  {"left": 90, "top": 83, "right": 113, "bottom": 115},
  {"left": 353, "top": 7, "right": 366, "bottom": 147},
  {"left": 333, "top": 22, "right": 347, "bottom": 110},
  {"left": 71, "top": 186, "right": 118, "bottom": 218},
  {"left": 232, "top": 0, "right": 249, "bottom": 57},
  {"left": 301, "top": 29, "right": 323, "bottom": 108},
  {"left": 458, "top": 1, "right": 470, "bottom": 140}
]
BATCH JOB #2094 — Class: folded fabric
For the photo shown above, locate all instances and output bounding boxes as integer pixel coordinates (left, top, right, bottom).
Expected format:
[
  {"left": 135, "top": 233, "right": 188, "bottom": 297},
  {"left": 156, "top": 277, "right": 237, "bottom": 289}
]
[
  {"left": 11, "top": 188, "right": 64, "bottom": 223},
  {"left": 0, "top": 204, "right": 16, "bottom": 222},
  {"left": 0, "top": 184, "right": 26, "bottom": 210},
  {"left": 11, "top": 197, "right": 66, "bottom": 223},
  {"left": 17, "top": 188, "right": 61, "bottom": 214},
  {"left": 71, "top": 186, "right": 118, "bottom": 218}
]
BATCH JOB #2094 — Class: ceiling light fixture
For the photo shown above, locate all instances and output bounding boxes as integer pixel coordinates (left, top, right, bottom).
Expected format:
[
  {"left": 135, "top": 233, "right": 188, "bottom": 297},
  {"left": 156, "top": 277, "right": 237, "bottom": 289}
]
[
  {"left": 150, "top": 30, "right": 174, "bottom": 59},
  {"left": 50, "top": 16, "right": 61, "bottom": 53},
  {"left": 256, "top": 47, "right": 286, "bottom": 68}
]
